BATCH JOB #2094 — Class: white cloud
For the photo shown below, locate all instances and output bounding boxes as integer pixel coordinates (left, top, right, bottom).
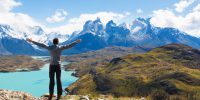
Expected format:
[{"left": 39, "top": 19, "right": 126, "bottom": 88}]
[
  {"left": 46, "top": 9, "right": 68, "bottom": 23},
  {"left": 0, "top": 0, "right": 43, "bottom": 34},
  {"left": 136, "top": 9, "right": 143, "bottom": 14},
  {"left": 125, "top": 12, "right": 131, "bottom": 16},
  {"left": 193, "top": 3, "right": 200, "bottom": 11},
  {"left": 0, "top": 0, "right": 130, "bottom": 36},
  {"left": 151, "top": 3, "right": 200, "bottom": 37},
  {"left": 0, "top": 0, "right": 21, "bottom": 13},
  {"left": 0, "top": 13, "right": 41, "bottom": 32},
  {"left": 1, "top": 0, "right": 199, "bottom": 39},
  {"left": 174, "top": 0, "right": 195, "bottom": 12},
  {"left": 48, "top": 12, "right": 130, "bottom": 35}
]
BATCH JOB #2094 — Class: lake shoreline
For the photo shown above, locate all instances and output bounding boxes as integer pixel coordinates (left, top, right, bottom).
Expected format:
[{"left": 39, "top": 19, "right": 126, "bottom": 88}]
[
  {"left": 0, "top": 56, "right": 78, "bottom": 97},
  {"left": 0, "top": 67, "right": 43, "bottom": 73},
  {"left": 64, "top": 68, "right": 79, "bottom": 77}
]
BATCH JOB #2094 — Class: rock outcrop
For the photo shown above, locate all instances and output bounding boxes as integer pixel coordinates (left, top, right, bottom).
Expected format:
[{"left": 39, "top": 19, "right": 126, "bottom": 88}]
[
  {"left": 0, "top": 89, "right": 36, "bottom": 100},
  {"left": 0, "top": 89, "right": 147, "bottom": 100}
]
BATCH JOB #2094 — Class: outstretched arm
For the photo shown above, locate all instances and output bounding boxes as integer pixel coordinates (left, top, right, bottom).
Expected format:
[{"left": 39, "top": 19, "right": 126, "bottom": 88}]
[
  {"left": 60, "top": 39, "right": 81, "bottom": 50},
  {"left": 26, "top": 38, "right": 49, "bottom": 49}
]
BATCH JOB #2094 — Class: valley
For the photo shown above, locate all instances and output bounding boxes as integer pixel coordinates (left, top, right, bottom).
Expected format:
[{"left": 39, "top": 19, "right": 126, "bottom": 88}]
[{"left": 0, "top": 43, "right": 200, "bottom": 100}]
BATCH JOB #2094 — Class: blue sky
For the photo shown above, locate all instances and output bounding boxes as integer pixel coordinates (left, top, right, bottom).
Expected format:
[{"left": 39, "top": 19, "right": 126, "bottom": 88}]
[
  {"left": 13, "top": 0, "right": 179, "bottom": 24},
  {"left": 0, "top": 0, "right": 200, "bottom": 37}
]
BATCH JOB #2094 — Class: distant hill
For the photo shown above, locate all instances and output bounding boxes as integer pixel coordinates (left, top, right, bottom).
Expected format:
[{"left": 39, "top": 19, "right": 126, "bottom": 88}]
[
  {"left": 0, "top": 55, "right": 45, "bottom": 72},
  {"left": 66, "top": 43, "right": 200, "bottom": 99}
]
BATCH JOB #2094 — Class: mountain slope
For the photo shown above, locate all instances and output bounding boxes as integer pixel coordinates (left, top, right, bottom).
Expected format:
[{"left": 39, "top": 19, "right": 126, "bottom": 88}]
[
  {"left": 62, "top": 32, "right": 107, "bottom": 53},
  {"left": 1, "top": 37, "right": 42, "bottom": 55},
  {"left": 63, "top": 45, "right": 150, "bottom": 77},
  {"left": 0, "top": 24, "right": 68, "bottom": 55},
  {"left": 67, "top": 43, "right": 200, "bottom": 99}
]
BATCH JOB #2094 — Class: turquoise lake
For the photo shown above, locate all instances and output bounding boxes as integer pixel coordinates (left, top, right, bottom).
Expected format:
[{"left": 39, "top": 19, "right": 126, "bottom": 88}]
[{"left": 0, "top": 56, "right": 78, "bottom": 97}]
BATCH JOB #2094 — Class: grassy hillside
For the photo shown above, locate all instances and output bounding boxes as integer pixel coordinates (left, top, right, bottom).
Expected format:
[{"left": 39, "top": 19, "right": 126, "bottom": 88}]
[
  {"left": 67, "top": 44, "right": 200, "bottom": 100},
  {"left": 63, "top": 46, "right": 149, "bottom": 77}
]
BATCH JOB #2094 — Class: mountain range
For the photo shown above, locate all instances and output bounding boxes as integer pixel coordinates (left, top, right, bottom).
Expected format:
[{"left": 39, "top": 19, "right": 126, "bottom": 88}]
[{"left": 1, "top": 17, "right": 200, "bottom": 55}]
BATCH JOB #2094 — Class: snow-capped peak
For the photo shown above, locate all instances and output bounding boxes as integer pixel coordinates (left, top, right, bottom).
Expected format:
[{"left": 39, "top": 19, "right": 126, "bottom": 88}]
[
  {"left": 119, "top": 22, "right": 131, "bottom": 30},
  {"left": 0, "top": 24, "right": 25, "bottom": 39},
  {"left": 106, "top": 20, "right": 117, "bottom": 28},
  {"left": 30, "top": 26, "right": 44, "bottom": 35},
  {"left": 81, "top": 18, "right": 104, "bottom": 36},
  {"left": 130, "top": 18, "right": 150, "bottom": 33}
]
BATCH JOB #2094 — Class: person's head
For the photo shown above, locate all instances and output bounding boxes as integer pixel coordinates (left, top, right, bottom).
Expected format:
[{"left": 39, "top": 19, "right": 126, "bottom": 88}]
[{"left": 53, "top": 38, "right": 59, "bottom": 44}]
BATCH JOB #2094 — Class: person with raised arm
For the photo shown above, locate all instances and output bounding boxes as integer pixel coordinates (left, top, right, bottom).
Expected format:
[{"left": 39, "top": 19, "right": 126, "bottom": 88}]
[{"left": 27, "top": 38, "right": 81, "bottom": 100}]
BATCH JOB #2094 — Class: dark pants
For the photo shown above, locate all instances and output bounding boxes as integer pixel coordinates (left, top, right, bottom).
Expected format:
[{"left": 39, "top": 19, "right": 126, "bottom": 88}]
[{"left": 49, "top": 64, "right": 63, "bottom": 96}]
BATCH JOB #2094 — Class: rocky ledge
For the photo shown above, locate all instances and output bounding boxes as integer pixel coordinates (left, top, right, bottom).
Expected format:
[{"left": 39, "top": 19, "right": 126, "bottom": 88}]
[
  {"left": 0, "top": 89, "right": 36, "bottom": 100},
  {"left": 0, "top": 89, "right": 91, "bottom": 100},
  {"left": 0, "top": 89, "right": 146, "bottom": 100},
  {"left": 0, "top": 89, "right": 92, "bottom": 100}
]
